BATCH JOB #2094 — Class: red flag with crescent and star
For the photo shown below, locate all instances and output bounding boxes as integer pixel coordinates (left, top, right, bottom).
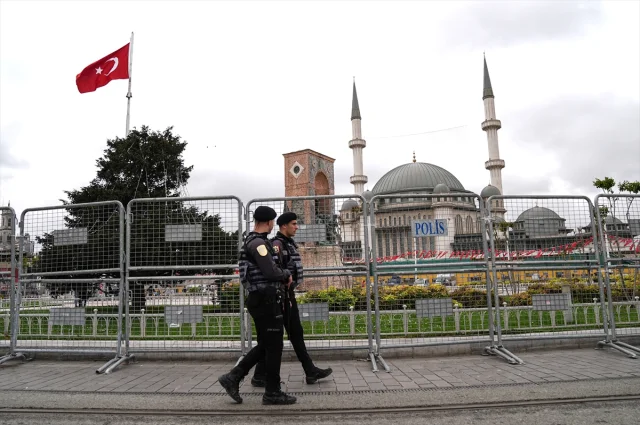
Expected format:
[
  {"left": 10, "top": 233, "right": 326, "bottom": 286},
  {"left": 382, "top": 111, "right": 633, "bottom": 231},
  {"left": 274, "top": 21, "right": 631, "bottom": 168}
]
[{"left": 76, "top": 43, "right": 130, "bottom": 94}]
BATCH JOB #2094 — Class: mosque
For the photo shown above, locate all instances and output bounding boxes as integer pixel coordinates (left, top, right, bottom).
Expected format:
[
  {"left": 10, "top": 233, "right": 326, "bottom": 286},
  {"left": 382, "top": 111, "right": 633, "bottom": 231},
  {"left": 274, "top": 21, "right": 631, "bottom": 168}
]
[
  {"left": 283, "top": 56, "right": 509, "bottom": 260},
  {"left": 281, "top": 56, "right": 638, "bottom": 263}
]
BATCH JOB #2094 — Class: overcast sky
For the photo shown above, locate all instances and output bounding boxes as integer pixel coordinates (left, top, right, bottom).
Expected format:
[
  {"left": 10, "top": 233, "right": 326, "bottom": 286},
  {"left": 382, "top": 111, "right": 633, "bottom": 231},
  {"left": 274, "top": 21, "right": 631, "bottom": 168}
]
[{"left": 1, "top": 0, "right": 639, "bottom": 218}]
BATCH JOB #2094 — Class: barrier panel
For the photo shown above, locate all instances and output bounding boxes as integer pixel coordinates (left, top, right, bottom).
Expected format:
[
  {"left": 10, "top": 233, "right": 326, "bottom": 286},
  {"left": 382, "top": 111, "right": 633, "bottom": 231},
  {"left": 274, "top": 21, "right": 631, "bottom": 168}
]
[
  {"left": 594, "top": 194, "right": 640, "bottom": 358},
  {"left": 245, "top": 195, "right": 376, "bottom": 367},
  {"left": 368, "top": 193, "right": 522, "bottom": 366},
  {"left": 0, "top": 206, "right": 18, "bottom": 364},
  {"left": 10, "top": 202, "right": 126, "bottom": 372},
  {"left": 485, "top": 196, "right": 629, "bottom": 357},
  {"left": 125, "top": 196, "right": 243, "bottom": 366}
]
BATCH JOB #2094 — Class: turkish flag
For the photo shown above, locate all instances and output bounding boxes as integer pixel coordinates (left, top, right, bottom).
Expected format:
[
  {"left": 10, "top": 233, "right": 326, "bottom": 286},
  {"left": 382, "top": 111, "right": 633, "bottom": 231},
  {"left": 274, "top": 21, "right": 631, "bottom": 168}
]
[{"left": 76, "top": 43, "right": 130, "bottom": 94}]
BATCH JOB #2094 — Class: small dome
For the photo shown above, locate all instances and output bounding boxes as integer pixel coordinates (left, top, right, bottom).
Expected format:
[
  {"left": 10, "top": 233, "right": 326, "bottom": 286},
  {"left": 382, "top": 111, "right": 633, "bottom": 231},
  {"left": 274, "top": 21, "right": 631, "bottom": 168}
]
[
  {"left": 481, "top": 184, "right": 501, "bottom": 198},
  {"left": 340, "top": 199, "right": 359, "bottom": 211},
  {"left": 604, "top": 216, "right": 625, "bottom": 225},
  {"left": 371, "top": 162, "right": 465, "bottom": 195},
  {"left": 362, "top": 190, "right": 374, "bottom": 202},
  {"left": 433, "top": 183, "right": 450, "bottom": 194},
  {"left": 516, "top": 206, "right": 563, "bottom": 222}
]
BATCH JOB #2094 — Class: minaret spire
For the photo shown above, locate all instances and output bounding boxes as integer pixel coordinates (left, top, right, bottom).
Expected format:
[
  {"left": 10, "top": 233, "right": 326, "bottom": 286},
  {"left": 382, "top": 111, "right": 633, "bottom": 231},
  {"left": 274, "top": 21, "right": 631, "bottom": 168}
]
[
  {"left": 349, "top": 78, "right": 367, "bottom": 195},
  {"left": 481, "top": 54, "right": 505, "bottom": 195}
]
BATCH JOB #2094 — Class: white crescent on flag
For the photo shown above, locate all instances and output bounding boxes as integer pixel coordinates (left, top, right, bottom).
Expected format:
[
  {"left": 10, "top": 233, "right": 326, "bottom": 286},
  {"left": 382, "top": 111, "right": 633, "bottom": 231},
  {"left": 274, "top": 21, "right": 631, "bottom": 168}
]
[{"left": 104, "top": 57, "right": 119, "bottom": 76}]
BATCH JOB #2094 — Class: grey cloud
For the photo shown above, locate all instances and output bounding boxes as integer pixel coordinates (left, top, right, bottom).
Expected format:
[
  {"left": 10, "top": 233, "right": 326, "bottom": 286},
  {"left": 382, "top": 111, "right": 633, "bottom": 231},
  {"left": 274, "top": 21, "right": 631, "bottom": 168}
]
[
  {"left": 440, "top": 1, "right": 603, "bottom": 50},
  {"left": 509, "top": 95, "right": 640, "bottom": 193}
]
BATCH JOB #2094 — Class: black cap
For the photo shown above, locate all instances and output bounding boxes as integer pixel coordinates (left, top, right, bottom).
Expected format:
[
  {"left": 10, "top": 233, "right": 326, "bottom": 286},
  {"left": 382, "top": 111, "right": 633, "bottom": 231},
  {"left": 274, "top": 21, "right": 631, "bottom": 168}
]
[
  {"left": 253, "top": 206, "right": 277, "bottom": 222},
  {"left": 277, "top": 212, "right": 297, "bottom": 226}
]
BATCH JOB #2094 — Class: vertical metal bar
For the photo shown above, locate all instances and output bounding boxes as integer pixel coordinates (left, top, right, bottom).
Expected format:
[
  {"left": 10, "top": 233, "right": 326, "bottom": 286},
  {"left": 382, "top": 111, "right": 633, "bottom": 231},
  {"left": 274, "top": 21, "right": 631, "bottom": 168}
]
[
  {"left": 593, "top": 195, "right": 613, "bottom": 341},
  {"left": 239, "top": 201, "right": 247, "bottom": 355},
  {"left": 124, "top": 202, "right": 132, "bottom": 356},
  {"left": 115, "top": 202, "right": 125, "bottom": 357},
  {"left": 480, "top": 198, "right": 496, "bottom": 347},
  {"left": 8, "top": 208, "right": 17, "bottom": 353},
  {"left": 362, "top": 197, "right": 374, "bottom": 356},
  {"left": 369, "top": 196, "right": 382, "bottom": 353},
  {"left": 486, "top": 196, "right": 505, "bottom": 346}
]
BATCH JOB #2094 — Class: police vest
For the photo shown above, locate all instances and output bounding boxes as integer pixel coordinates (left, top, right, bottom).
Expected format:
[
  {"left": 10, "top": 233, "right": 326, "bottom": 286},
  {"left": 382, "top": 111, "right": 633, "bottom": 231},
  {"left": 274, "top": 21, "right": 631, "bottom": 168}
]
[
  {"left": 238, "top": 233, "right": 281, "bottom": 292},
  {"left": 272, "top": 235, "right": 303, "bottom": 290}
]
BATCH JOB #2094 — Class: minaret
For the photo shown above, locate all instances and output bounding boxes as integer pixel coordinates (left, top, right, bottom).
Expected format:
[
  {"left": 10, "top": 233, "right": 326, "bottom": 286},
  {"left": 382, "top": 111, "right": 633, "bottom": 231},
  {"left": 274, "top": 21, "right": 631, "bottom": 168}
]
[
  {"left": 349, "top": 79, "right": 367, "bottom": 195},
  {"left": 481, "top": 55, "right": 505, "bottom": 194}
]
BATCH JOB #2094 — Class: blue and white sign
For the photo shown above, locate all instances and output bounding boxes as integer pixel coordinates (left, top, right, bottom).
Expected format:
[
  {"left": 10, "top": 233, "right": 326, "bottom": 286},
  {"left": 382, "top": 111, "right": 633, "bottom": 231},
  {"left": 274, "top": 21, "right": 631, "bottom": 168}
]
[{"left": 412, "top": 219, "right": 448, "bottom": 237}]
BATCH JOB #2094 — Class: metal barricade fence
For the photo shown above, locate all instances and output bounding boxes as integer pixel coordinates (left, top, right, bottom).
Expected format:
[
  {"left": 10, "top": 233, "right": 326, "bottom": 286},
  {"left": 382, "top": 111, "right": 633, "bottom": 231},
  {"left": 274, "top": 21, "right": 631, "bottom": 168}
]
[
  {"left": 245, "top": 195, "right": 375, "bottom": 367},
  {"left": 368, "top": 193, "right": 522, "bottom": 367},
  {"left": 486, "top": 196, "right": 620, "bottom": 355},
  {"left": 594, "top": 194, "right": 640, "bottom": 358},
  {"left": 10, "top": 202, "right": 126, "bottom": 372},
  {"left": 125, "top": 196, "right": 244, "bottom": 365},
  {"left": 0, "top": 206, "right": 18, "bottom": 364}
]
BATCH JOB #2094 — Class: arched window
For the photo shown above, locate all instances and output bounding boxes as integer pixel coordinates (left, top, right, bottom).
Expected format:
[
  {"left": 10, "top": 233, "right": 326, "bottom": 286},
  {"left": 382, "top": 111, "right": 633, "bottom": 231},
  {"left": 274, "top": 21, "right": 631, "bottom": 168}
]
[
  {"left": 393, "top": 217, "right": 397, "bottom": 226},
  {"left": 454, "top": 215, "right": 463, "bottom": 234},
  {"left": 466, "top": 216, "right": 474, "bottom": 234}
]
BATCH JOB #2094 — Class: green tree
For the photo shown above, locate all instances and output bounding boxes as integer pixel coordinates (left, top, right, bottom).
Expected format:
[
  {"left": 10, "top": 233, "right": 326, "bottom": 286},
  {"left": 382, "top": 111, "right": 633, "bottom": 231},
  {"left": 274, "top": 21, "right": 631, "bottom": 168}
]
[
  {"left": 32, "top": 126, "right": 239, "bottom": 311},
  {"left": 593, "top": 177, "right": 640, "bottom": 300}
]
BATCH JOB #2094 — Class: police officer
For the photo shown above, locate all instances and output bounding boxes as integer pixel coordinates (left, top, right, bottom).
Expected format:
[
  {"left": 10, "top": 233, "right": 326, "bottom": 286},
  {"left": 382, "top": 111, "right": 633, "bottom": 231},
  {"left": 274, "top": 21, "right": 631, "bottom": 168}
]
[
  {"left": 218, "top": 206, "right": 297, "bottom": 405},
  {"left": 251, "top": 212, "right": 333, "bottom": 387}
]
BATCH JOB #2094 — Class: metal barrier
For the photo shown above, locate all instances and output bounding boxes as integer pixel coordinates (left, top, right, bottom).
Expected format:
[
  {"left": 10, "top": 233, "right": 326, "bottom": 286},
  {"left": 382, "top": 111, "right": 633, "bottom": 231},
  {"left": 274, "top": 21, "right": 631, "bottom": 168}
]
[
  {"left": 485, "top": 196, "right": 626, "bottom": 357},
  {"left": 594, "top": 194, "right": 640, "bottom": 358},
  {"left": 245, "top": 195, "right": 375, "bottom": 368},
  {"left": 124, "top": 196, "right": 244, "bottom": 367},
  {"left": 0, "top": 206, "right": 21, "bottom": 365},
  {"left": 11, "top": 202, "right": 126, "bottom": 372},
  {"left": 368, "top": 193, "right": 522, "bottom": 366}
]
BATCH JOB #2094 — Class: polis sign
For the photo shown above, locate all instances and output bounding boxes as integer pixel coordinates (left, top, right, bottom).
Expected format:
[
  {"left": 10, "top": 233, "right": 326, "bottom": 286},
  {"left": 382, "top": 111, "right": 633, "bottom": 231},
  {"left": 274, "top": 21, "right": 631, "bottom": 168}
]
[{"left": 412, "top": 219, "right": 448, "bottom": 237}]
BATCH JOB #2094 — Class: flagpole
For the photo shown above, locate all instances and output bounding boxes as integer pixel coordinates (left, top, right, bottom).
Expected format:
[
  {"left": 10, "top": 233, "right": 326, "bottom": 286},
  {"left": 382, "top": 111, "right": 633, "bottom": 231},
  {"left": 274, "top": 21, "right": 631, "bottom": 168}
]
[{"left": 125, "top": 32, "right": 134, "bottom": 136}]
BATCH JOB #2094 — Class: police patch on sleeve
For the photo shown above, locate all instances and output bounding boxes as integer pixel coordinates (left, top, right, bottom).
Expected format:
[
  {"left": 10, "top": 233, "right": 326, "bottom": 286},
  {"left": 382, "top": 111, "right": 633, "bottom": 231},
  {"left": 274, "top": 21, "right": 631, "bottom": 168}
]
[
  {"left": 273, "top": 245, "right": 280, "bottom": 254},
  {"left": 256, "top": 244, "right": 268, "bottom": 257}
]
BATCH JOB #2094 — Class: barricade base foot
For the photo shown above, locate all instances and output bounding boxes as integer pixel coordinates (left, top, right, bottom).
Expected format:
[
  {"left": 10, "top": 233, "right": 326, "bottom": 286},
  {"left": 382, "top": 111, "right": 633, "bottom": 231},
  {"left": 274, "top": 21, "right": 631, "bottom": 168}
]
[
  {"left": 484, "top": 346, "right": 524, "bottom": 365},
  {"left": 374, "top": 354, "right": 391, "bottom": 372},
  {"left": 597, "top": 340, "right": 638, "bottom": 359},
  {"left": 0, "top": 352, "right": 28, "bottom": 366},
  {"left": 96, "top": 354, "right": 135, "bottom": 375},
  {"left": 369, "top": 352, "right": 378, "bottom": 372}
]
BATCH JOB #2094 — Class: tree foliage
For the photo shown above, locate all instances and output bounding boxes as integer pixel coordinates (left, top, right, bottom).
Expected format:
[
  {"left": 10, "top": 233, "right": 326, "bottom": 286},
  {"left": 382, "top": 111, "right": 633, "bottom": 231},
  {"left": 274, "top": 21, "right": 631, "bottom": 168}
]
[{"left": 30, "top": 126, "right": 239, "bottom": 311}]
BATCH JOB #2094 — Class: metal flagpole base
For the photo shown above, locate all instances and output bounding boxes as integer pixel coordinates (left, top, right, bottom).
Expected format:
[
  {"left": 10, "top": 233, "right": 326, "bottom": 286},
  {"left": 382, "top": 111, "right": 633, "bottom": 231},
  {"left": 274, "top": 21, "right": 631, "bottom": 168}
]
[
  {"left": 375, "top": 354, "right": 391, "bottom": 372},
  {"left": 0, "top": 352, "right": 28, "bottom": 366},
  {"left": 484, "top": 345, "right": 524, "bottom": 365},
  {"left": 597, "top": 340, "right": 638, "bottom": 359},
  {"left": 96, "top": 354, "right": 135, "bottom": 374}
]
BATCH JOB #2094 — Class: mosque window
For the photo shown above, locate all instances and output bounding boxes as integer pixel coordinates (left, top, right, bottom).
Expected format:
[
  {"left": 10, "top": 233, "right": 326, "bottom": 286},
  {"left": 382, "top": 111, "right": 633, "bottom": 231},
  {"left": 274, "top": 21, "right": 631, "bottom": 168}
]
[
  {"left": 384, "top": 219, "right": 387, "bottom": 226},
  {"left": 393, "top": 217, "right": 397, "bottom": 226}
]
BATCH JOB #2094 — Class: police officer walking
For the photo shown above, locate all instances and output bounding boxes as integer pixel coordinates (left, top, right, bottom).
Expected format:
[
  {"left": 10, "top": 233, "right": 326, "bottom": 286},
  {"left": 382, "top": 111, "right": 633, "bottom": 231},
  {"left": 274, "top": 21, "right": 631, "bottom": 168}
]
[
  {"left": 218, "top": 206, "right": 296, "bottom": 405},
  {"left": 251, "top": 212, "right": 333, "bottom": 387}
]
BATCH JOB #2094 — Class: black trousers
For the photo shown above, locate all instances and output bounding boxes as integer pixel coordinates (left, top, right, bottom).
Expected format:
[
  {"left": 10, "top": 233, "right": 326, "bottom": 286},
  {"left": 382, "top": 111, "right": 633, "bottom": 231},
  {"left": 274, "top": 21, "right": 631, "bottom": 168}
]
[
  {"left": 234, "top": 290, "right": 284, "bottom": 392},
  {"left": 254, "top": 291, "right": 314, "bottom": 378}
]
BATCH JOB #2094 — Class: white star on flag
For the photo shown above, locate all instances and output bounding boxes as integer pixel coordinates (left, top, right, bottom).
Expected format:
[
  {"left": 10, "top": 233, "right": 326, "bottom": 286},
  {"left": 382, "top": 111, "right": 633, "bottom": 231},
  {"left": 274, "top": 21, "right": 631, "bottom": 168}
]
[{"left": 95, "top": 67, "right": 102, "bottom": 74}]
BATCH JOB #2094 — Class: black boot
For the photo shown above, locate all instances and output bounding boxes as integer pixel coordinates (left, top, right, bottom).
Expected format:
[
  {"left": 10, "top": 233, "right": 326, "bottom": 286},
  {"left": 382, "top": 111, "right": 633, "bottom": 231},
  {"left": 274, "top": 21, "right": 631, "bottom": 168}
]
[
  {"left": 262, "top": 389, "right": 297, "bottom": 405},
  {"left": 251, "top": 375, "right": 266, "bottom": 387},
  {"left": 218, "top": 370, "right": 243, "bottom": 403},
  {"left": 305, "top": 366, "right": 333, "bottom": 384}
]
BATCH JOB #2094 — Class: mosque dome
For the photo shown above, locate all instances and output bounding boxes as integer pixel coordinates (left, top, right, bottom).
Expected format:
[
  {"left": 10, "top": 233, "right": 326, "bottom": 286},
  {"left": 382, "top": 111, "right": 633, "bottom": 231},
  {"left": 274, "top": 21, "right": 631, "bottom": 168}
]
[
  {"left": 433, "top": 183, "right": 450, "bottom": 194},
  {"left": 362, "top": 190, "right": 374, "bottom": 202},
  {"left": 516, "top": 206, "right": 562, "bottom": 222},
  {"left": 480, "top": 184, "right": 501, "bottom": 198},
  {"left": 371, "top": 162, "right": 465, "bottom": 195},
  {"left": 340, "top": 199, "right": 359, "bottom": 211}
]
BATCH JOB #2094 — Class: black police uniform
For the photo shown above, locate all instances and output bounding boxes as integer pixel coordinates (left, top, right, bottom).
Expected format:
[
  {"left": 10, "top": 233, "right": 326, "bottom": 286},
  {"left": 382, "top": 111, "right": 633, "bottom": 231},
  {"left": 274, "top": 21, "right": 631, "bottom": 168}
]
[
  {"left": 218, "top": 206, "right": 296, "bottom": 405},
  {"left": 252, "top": 212, "right": 333, "bottom": 386}
]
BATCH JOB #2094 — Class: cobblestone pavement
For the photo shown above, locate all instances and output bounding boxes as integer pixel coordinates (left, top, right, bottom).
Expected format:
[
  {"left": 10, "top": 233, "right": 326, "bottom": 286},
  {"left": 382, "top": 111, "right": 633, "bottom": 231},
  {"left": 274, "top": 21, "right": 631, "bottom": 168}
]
[{"left": 0, "top": 348, "right": 638, "bottom": 394}]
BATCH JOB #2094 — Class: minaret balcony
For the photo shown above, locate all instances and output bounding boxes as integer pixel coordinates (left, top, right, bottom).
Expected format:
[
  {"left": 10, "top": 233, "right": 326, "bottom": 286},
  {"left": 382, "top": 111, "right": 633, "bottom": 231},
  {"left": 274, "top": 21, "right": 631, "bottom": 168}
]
[
  {"left": 481, "top": 119, "right": 502, "bottom": 131},
  {"left": 349, "top": 138, "right": 367, "bottom": 148},
  {"left": 350, "top": 175, "right": 368, "bottom": 184},
  {"left": 485, "top": 159, "right": 505, "bottom": 170}
]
